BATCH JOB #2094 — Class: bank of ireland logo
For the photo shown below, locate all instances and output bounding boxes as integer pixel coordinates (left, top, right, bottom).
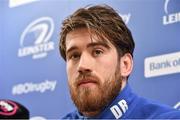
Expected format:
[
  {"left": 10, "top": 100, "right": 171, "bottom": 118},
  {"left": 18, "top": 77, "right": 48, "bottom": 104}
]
[
  {"left": 163, "top": 0, "right": 180, "bottom": 25},
  {"left": 18, "top": 17, "right": 55, "bottom": 59}
]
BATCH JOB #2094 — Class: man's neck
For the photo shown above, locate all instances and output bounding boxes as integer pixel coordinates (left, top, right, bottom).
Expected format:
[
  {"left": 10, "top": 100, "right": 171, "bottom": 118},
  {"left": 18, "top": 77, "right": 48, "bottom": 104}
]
[{"left": 121, "top": 79, "right": 127, "bottom": 91}]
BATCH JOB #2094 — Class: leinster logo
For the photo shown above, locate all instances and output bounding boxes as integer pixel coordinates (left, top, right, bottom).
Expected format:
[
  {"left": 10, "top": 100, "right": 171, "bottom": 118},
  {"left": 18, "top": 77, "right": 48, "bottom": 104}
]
[
  {"left": 163, "top": 0, "right": 180, "bottom": 25},
  {"left": 18, "top": 17, "right": 55, "bottom": 59},
  {"left": 164, "top": 0, "right": 170, "bottom": 14}
]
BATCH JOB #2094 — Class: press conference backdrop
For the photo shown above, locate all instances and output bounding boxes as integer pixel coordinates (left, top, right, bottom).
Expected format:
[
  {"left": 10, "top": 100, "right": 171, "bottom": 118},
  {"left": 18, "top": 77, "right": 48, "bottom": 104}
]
[{"left": 0, "top": 0, "right": 180, "bottom": 119}]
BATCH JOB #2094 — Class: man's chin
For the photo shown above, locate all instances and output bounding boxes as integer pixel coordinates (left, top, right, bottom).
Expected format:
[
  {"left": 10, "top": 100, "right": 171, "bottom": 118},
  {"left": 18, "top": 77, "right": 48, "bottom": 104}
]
[{"left": 76, "top": 95, "right": 103, "bottom": 114}]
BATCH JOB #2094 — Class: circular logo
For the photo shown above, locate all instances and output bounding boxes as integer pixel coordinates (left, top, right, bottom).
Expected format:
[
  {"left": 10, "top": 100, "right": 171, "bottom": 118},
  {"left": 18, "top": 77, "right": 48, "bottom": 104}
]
[
  {"left": 20, "top": 17, "right": 54, "bottom": 46},
  {"left": 0, "top": 100, "right": 18, "bottom": 116}
]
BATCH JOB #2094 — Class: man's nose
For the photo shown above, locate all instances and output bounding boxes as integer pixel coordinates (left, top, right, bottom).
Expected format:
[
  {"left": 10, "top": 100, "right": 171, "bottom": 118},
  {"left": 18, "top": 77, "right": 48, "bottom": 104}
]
[{"left": 77, "top": 53, "right": 93, "bottom": 74}]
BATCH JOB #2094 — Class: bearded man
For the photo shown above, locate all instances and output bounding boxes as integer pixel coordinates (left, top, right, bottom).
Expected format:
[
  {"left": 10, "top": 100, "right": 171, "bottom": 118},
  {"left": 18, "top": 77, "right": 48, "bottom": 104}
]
[{"left": 59, "top": 5, "right": 180, "bottom": 119}]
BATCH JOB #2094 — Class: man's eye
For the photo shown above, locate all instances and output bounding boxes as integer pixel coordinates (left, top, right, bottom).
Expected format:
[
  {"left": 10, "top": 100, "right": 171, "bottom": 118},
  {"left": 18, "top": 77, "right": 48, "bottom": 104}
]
[
  {"left": 69, "top": 53, "right": 80, "bottom": 60},
  {"left": 93, "top": 49, "right": 103, "bottom": 57}
]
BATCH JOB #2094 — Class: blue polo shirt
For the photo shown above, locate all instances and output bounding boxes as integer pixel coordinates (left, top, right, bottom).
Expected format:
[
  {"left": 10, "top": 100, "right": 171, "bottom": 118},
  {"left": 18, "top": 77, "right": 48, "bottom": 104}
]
[{"left": 63, "top": 84, "right": 180, "bottom": 119}]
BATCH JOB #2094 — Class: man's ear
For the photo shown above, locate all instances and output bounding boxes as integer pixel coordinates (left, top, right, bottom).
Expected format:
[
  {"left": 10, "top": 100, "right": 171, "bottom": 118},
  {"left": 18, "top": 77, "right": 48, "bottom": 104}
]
[{"left": 120, "top": 53, "right": 133, "bottom": 77}]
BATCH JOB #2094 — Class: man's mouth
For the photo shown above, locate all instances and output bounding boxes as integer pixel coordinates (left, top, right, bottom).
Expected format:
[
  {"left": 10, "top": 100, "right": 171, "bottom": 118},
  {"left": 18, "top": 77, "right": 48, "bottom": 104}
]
[{"left": 77, "top": 79, "right": 98, "bottom": 87}]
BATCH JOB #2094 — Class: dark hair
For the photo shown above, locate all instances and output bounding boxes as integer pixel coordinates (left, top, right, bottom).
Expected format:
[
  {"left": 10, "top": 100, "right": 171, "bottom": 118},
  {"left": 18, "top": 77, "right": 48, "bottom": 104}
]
[{"left": 59, "top": 5, "right": 135, "bottom": 61}]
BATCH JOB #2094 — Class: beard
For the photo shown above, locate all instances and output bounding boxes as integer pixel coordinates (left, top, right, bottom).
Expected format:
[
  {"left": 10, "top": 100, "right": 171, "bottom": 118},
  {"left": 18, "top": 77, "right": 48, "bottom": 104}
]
[{"left": 68, "top": 64, "right": 123, "bottom": 116}]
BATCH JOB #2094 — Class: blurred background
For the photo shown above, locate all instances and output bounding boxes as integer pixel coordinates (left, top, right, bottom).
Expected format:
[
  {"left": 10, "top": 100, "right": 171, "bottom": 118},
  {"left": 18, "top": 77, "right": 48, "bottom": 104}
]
[{"left": 0, "top": 0, "right": 180, "bottom": 119}]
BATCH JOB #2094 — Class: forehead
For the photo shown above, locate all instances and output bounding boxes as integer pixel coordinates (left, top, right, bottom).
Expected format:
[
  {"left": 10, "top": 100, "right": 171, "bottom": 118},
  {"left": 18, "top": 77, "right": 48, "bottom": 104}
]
[
  {"left": 65, "top": 28, "right": 111, "bottom": 48},
  {"left": 66, "top": 28, "right": 90, "bottom": 42}
]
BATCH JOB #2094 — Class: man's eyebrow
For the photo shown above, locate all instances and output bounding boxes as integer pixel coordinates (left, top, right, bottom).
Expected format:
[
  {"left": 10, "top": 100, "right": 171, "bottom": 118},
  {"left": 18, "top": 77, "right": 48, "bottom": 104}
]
[
  {"left": 87, "top": 42, "right": 110, "bottom": 49},
  {"left": 66, "top": 46, "right": 78, "bottom": 55},
  {"left": 66, "top": 42, "right": 110, "bottom": 55}
]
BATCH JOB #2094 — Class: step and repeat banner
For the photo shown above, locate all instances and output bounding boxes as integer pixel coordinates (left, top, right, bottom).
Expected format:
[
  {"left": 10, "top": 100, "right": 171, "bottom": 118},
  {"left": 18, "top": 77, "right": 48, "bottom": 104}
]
[{"left": 0, "top": 0, "right": 180, "bottom": 119}]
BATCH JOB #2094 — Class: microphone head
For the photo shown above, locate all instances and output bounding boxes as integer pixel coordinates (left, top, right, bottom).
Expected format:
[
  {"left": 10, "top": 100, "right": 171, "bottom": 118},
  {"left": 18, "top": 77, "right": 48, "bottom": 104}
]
[{"left": 0, "top": 99, "right": 29, "bottom": 119}]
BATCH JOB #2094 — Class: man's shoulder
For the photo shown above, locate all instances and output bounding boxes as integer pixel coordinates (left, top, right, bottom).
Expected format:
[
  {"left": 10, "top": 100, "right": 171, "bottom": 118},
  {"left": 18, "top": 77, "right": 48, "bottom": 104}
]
[
  {"left": 142, "top": 101, "right": 180, "bottom": 118},
  {"left": 156, "top": 110, "right": 180, "bottom": 119},
  {"left": 129, "top": 96, "right": 180, "bottom": 119}
]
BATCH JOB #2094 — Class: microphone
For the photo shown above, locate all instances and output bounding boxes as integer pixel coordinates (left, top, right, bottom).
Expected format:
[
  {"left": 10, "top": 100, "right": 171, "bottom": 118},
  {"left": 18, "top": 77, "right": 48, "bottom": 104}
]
[{"left": 0, "top": 99, "right": 29, "bottom": 119}]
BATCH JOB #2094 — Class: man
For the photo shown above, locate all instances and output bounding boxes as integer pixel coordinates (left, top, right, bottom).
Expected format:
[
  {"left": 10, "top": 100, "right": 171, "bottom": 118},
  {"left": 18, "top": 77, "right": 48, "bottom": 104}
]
[{"left": 59, "top": 5, "right": 180, "bottom": 119}]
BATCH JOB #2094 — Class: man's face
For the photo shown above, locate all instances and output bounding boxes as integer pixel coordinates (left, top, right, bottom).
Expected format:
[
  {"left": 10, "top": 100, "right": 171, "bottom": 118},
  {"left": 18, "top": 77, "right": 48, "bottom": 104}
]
[{"left": 65, "top": 28, "right": 123, "bottom": 116}]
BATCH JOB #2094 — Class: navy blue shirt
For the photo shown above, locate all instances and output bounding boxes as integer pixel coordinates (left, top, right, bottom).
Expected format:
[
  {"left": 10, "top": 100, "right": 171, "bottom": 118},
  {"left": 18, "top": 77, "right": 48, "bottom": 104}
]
[{"left": 63, "top": 84, "right": 180, "bottom": 119}]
